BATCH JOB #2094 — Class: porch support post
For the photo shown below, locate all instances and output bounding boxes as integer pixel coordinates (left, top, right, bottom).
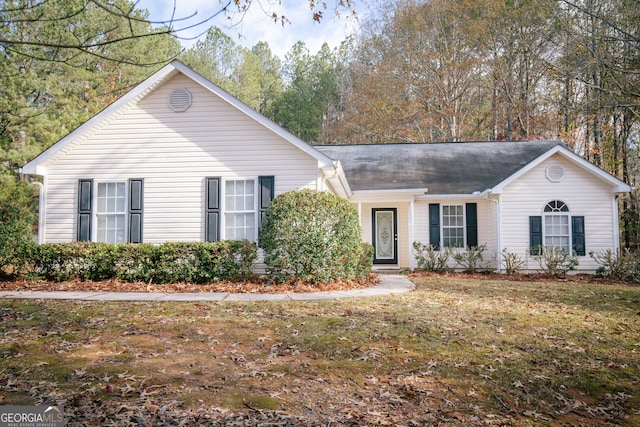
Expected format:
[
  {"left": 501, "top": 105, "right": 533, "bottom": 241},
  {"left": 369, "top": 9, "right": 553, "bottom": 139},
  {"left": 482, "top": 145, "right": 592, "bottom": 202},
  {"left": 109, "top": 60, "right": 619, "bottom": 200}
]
[{"left": 409, "top": 200, "right": 415, "bottom": 270}]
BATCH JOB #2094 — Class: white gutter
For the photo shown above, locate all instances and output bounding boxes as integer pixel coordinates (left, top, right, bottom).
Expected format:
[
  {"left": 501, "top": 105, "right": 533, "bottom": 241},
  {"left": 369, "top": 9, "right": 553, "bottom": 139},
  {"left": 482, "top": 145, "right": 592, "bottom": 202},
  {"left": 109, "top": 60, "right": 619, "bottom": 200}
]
[
  {"left": 353, "top": 188, "right": 429, "bottom": 196},
  {"left": 321, "top": 161, "right": 352, "bottom": 199}
]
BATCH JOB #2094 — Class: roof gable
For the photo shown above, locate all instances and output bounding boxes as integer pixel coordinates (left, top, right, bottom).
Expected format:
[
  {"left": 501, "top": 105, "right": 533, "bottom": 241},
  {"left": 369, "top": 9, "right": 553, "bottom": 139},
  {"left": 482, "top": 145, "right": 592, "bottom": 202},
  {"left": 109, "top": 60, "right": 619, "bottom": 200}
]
[{"left": 21, "top": 61, "right": 334, "bottom": 175}]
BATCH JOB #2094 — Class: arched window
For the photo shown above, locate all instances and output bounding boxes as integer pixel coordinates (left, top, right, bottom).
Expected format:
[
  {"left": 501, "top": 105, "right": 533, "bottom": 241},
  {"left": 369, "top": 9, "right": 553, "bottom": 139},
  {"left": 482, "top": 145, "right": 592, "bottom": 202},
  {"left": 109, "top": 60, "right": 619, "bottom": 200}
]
[
  {"left": 543, "top": 200, "right": 570, "bottom": 253},
  {"left": 529, "top": 201, "right": 585, "bottom": 256}
]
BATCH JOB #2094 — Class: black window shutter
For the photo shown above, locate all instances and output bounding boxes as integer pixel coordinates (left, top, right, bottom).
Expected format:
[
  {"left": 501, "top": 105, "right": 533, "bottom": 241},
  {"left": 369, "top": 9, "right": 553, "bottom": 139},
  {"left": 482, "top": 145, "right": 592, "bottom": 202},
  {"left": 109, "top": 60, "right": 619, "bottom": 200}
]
[
  {"left": 572, "top": 216, "right": 585, "bottom": 256},
  {"left": 77, "top": 179, "right": 93, "bottom": 242},
  {"left": 205, "top": 177, "right": 220, "bottom": 242},
  {"left": 258, "top": 176, "right": 275, "bottom": 223},
  {"left": 429, "top": 203, "right": 440, "bottom": 249},
  {"left": 529, "top": 216, "right": 542, "bottom": 255},
  {"left": 128, "top": 179, "right": 144, "bottom": 243},
  {"left": 466, "top": 203, "right": 478, "bottom": 248}
]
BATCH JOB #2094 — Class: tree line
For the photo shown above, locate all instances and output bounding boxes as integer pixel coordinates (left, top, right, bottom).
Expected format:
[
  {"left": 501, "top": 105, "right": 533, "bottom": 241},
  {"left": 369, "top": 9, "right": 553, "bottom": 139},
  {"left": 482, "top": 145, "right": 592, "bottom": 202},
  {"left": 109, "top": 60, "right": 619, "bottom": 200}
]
[{"left": 1, "top": 0, "right": 638, "bottom": 247}]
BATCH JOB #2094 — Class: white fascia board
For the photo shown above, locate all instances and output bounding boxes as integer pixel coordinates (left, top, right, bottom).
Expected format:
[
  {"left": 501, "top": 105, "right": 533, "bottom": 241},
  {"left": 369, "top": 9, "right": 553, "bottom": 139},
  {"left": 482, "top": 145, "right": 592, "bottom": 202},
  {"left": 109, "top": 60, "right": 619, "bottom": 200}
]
[
  {"left": 349, "top": 188, "right": 430, "bottom": 203},
  {"left": 414, "top": 193, "right": 486, "bottom": 201},
  {"left": 171, "top": 61, "right": 336, "bottom": 169},
  {"left": 491, "top": 145, "right": 632, "bottom": 194},
  {"left": 21, "top": 63, "right": 180, "bottom": 175}
]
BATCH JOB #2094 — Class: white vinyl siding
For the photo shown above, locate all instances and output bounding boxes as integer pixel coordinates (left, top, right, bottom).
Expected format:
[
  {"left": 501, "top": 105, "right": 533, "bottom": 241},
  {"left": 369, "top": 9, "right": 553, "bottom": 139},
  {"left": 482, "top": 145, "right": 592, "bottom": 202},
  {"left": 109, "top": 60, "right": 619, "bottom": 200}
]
[
  {"left": 500, "top": 154, "right": 619, "bottom": 271},
  {"left": 40, "top": 74, "right": 321, "bottom": 244}
]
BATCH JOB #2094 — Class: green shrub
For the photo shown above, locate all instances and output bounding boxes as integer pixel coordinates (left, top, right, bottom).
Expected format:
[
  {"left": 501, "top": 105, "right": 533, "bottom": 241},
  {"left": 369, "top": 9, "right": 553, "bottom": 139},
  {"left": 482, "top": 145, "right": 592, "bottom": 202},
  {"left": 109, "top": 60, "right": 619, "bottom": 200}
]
[
  {"left": 0, "top": 197, "right": 37, "bottom": 278},
  {"left": 356, "top": 243, "right": 374, "bottom": 279},
  {"left": 412, "top": 241, "right": 451, "bottom": 272},
  {"left": 534, "top": 246, "right": 579, "bottom": 277},
  {"left": 24, "top": 241, "right": 257, "bottom": 283},
  {"left": 589, "top": 248, "right": 639, "bottom": 282},
  {"left": 259, "top": 189, "right": 364, "bottom": 283},
  {"left": 454, "top": 245, "right": 490, "bottom": 273}
]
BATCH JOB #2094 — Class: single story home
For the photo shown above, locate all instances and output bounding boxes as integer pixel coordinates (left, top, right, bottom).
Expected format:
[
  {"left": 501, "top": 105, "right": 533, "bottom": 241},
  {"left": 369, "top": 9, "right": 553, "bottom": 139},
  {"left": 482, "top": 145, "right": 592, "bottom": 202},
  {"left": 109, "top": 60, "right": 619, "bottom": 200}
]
[{"left": 20, "top": 61, "right": 632, "bottom": 272}]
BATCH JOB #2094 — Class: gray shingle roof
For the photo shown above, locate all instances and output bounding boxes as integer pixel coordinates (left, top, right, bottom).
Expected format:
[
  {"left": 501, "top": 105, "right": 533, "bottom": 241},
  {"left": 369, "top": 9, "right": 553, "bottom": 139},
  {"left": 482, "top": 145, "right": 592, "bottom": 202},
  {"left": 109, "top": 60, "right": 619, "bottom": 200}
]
[{"left": 315, "top": 140, "right": 563, "bottom": 194}]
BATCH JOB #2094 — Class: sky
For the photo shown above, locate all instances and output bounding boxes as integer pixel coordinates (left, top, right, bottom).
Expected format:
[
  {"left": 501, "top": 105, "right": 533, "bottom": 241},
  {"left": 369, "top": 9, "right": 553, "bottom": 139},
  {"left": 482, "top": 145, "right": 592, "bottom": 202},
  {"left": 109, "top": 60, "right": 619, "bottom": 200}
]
[{"left": 136, "top": 0, "right": 372, "bottom": 59}]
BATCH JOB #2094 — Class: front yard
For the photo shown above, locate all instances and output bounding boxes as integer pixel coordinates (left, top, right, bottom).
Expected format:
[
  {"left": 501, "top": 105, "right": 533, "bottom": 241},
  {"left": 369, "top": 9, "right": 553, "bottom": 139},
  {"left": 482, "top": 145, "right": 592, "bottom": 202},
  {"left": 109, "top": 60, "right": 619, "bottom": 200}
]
[{"left": 1, "top": 274, "right": 639, "bottom": 426}]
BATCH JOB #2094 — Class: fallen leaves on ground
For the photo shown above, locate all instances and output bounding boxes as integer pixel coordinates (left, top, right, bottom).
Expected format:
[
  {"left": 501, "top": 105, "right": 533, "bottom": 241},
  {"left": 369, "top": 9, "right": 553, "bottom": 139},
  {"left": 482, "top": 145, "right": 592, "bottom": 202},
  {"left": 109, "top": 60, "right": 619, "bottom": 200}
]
[{"left": 0, "top": 274, "right": 380, "bottom": 294}]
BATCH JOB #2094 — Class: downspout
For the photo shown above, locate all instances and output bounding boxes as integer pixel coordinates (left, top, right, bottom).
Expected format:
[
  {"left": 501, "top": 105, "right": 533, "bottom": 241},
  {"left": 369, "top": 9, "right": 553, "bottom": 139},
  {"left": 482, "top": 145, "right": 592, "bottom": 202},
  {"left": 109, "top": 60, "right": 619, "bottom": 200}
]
[{"left": 613, "top": 194, "right": 622, "bottom": 249}]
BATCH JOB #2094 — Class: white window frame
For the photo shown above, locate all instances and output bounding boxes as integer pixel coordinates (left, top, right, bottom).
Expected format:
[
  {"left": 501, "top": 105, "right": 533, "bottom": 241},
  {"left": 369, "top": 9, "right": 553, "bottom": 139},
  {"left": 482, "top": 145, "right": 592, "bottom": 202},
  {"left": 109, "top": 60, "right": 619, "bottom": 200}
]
[
  {"left": 542, "top": 200, "right": 571, "bottom": 254},
  {"left": 221, "top": 178, "right": 259, "bottom": 241},
  {"left": 94, "top": 181, "right": 128, "bottom": 243},
  {"left": 441, "top": 204, "right": 466, "bottom": 248}
]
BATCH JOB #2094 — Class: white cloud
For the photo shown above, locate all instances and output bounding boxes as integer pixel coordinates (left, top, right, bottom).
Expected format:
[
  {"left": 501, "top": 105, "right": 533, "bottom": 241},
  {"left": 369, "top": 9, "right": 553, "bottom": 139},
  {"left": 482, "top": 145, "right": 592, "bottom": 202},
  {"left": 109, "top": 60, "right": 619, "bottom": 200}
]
[{"left": 137, "top": 0, "right": 363, "bottom": 59}]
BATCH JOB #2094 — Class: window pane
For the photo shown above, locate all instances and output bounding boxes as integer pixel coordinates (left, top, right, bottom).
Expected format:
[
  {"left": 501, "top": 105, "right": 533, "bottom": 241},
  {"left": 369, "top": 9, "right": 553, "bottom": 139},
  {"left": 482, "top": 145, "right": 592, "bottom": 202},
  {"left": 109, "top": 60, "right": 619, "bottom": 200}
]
[
  {"left": 97, "top": 214, "right": 125, "bottom": 243},
  {"left": 224, "top": 180, "right": 256, "bottom": 241},
  {"left": 543, "top": 209, "right": 570, "bottom": 253},
  {"left": 442, "top": 205, "right": 464, "bottom": 247}
]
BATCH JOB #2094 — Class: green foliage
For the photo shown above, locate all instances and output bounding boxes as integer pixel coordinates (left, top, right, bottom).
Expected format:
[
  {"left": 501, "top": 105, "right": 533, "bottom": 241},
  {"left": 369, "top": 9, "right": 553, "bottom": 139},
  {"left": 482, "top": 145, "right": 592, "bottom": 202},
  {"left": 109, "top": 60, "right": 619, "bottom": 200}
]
[
  {"left": 590, "top": 248, "right": 640, "bottom": 282},
  {"left": 180, "top": 28, "right": 283, "bottom": 114},
  {"left": 269, "top": 42, "right": 343, "bottom": 142},
  {"left": 412, "top": 241, "right": 452, "bottom": 272},
  {"left": 0, "top": 191, "right": 37, "bottom": 278},
  {"left": 534, "top": 246, "right": 579, "bottom": 277},
  {"left": 356, "top": 243, "right": 375, "bottom": 279},
  {"left": 501, "top": 248, "right": 525, "bottom": 275},
  {"left": 259, "top": 189, "right": 365, "bottom": 283},
  {"left": 453, "top": 245, "right": 490, "bottom": 273},
  {"left": 21, "top": 241, "right": 257, "bottom": 283}
]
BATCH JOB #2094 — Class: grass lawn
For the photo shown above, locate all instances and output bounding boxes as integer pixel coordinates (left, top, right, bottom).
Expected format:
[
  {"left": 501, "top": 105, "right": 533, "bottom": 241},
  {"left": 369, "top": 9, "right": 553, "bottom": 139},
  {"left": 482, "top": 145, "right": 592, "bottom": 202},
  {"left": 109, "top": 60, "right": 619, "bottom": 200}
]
[{"left": 1, "top": 274, "right": 639, "bottom": 426}]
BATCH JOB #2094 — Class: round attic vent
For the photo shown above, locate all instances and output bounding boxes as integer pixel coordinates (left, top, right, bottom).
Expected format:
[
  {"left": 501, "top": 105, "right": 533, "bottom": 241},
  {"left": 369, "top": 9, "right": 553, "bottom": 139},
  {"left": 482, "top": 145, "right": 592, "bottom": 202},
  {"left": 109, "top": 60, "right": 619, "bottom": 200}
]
[
  {"left": 546, "top": 164, "right": 565, "bottom": 182},
  {"left": 168, "top": 88, "right": 192, "bottom": 112}
]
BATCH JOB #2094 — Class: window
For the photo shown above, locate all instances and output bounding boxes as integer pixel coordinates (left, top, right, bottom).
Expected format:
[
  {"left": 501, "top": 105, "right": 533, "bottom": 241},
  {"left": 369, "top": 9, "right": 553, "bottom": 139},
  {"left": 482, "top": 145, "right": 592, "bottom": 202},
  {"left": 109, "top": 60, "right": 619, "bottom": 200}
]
[
  {"left": 224, "top": 179, "right": 256, "bottom": 240},
  {"left": 429, "top": 203, "right": 477, "bottom": 249},
  {"left": 529, "top": 200, "right": 585, "bottom": 256},
  {"left": 543, "top": 200, "right": 570, "bottom": 253},
  {"left": 442, "top": 205, "right": 465, "bottom": 247},
  {"left": 77, "top": 179, "right": 143, "bottom": 243},
  {"left": 205, "top": 176, "right": 274, "bottom": 242},
  {"left": 96, "top": 182, "right": 126, "bottom": 243}
]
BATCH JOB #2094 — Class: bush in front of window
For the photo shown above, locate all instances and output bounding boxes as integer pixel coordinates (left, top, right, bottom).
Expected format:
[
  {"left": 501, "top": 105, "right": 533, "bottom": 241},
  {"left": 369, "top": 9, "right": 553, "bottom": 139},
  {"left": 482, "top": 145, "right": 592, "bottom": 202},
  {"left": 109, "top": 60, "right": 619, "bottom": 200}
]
[
  {"left": 534, "top": 245, "right": 579, "bottom": 277},
  {"left": 21, "top": 241, "right": 257, "bottom": 283},
  {"left": 412, "top": 242, "right": 452, "bottom": 272},
  {"left": 259, "top": 189, "right": 369, "bottom": 283},
  {"left": 453, "top": 244, "right": 490, "bottom": 273}
]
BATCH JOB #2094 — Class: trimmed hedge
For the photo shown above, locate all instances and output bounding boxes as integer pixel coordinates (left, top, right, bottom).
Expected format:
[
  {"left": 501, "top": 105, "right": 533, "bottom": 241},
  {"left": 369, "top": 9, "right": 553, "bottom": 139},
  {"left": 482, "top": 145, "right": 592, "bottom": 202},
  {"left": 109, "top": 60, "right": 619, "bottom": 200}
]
[
  {"left": 259, "top": 189, "right": 371, "bottom": 283},
  {"left": 20, "top": 241, "right": 257, "bottom": 283}
]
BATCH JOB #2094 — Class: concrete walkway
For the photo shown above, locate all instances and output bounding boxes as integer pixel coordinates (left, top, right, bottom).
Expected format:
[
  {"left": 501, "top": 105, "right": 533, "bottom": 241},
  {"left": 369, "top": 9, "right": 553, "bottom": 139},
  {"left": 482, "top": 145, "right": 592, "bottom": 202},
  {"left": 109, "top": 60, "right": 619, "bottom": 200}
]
[{"left": 0, "top": 274, "right": 415, "bottom": 302}]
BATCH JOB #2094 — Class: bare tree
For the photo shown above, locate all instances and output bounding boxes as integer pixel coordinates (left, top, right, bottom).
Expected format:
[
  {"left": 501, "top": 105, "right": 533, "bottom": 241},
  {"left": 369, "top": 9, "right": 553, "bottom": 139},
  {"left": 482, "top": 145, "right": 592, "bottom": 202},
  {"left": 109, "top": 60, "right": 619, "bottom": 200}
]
[{"left": 0, "top": 0, "right": 357, "bottom": 65}]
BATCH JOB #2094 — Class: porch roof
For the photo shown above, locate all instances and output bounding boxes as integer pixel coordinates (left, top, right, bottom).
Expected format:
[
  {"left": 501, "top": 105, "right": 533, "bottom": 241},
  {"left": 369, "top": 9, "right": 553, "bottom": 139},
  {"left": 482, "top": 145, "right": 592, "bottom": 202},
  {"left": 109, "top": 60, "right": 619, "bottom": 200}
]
[{"left": 316, "top": 140, "right": 563, "bottom": 194}]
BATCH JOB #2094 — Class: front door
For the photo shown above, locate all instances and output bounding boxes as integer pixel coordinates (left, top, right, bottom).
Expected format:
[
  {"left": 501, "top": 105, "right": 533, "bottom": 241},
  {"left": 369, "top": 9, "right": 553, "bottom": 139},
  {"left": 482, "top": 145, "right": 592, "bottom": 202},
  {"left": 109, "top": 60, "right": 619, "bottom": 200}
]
[{"left": 372, "top": 208, "right": 398, "bottom": 264}]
